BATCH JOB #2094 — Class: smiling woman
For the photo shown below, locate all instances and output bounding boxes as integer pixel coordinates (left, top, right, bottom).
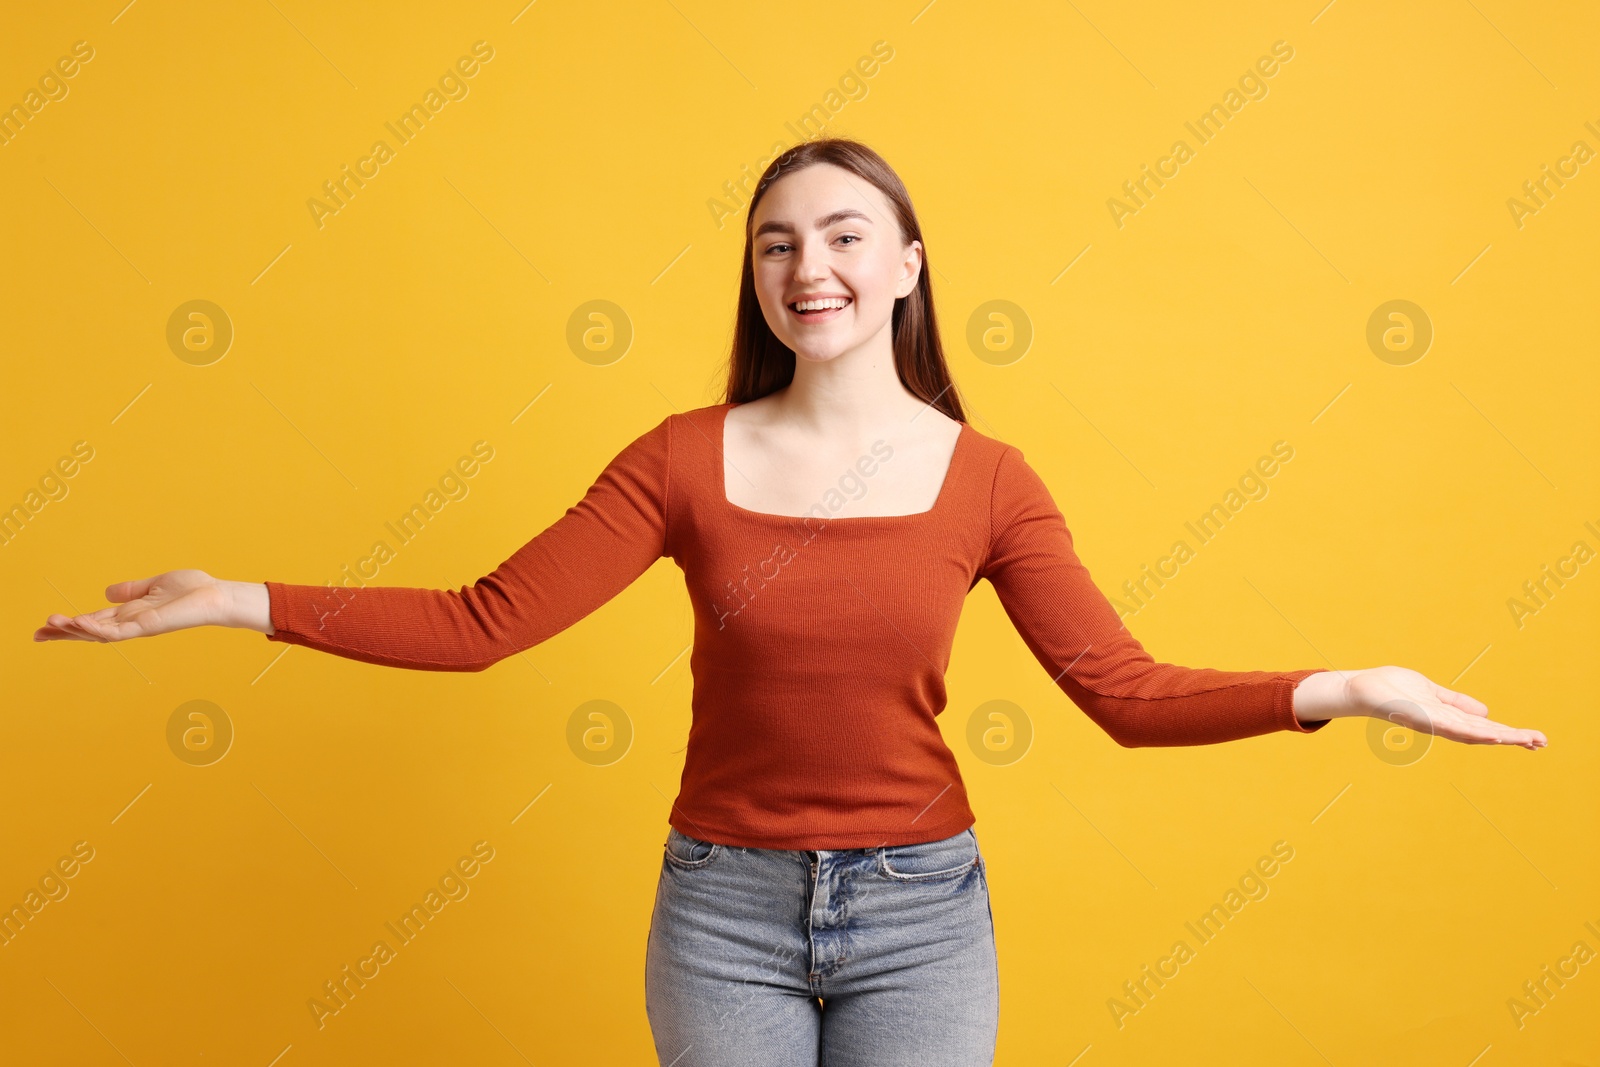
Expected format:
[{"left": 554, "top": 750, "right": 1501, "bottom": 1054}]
[{"left": 35, "top": 136, "right": 1548, "bottom": 1067}]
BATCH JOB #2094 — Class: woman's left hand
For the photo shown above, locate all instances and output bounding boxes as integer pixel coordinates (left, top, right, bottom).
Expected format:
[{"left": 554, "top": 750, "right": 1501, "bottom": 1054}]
[{"left": 1343, "top": 665, "right": 1547, "bottom": 749}]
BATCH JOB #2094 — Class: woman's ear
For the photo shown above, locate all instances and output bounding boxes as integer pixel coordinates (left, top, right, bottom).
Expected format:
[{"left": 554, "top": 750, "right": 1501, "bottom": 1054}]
[{"left": 895, "top": 240, "right": 924, "bottom": 298}]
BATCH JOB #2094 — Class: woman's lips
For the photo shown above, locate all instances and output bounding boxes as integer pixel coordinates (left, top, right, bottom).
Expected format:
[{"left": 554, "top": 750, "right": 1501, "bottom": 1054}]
[{"left": 788, "top": 298, "right": 850, "bottom": 323}]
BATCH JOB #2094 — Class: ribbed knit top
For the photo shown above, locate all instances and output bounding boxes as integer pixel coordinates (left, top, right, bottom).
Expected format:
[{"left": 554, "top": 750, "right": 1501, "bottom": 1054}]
[{"left": 264, "top": 401, "right": 1330, "bottom": 849}]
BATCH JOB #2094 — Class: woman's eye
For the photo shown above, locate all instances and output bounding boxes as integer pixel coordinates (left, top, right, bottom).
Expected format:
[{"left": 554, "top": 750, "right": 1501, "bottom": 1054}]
[{"left": 762, "top": 236, "right": 856, "bottom": 254}]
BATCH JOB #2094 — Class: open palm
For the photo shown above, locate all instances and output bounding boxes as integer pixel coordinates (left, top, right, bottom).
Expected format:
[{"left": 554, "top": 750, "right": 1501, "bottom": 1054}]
[
  {"left": 1349, "top": 665, "right": 1546, "bottom": 750},
  {"left": 33, "top": 569, "right": 226, "bottom": 643}
]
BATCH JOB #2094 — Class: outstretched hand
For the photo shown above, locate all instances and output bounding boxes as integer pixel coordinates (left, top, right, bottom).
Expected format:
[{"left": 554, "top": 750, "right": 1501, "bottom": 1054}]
[
  {"left": 33, "top": 569, "right": 229, "bottom": 643},
  {"left": 1348, "top": 665, "right": 1547, "bottom": 750}
]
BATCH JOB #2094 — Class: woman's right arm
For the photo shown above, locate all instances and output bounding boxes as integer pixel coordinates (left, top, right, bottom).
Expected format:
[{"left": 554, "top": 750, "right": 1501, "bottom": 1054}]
[{"left": 35, "top": 415, "right": 674, "bottom": 673}]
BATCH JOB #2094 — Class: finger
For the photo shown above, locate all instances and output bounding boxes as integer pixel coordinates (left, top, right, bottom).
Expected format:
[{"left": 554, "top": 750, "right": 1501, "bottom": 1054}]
[
  {"left": 88, "top": 604, "right": 164, "bottom": 641},
  {"left": 43, "top": 612, "right": 112, "bottom": 639},
  {"left": 41, "top": 613, "right": 90, "bottom": 637},
  {"left": 63, "top": 604, "right": 127, "bottom": 627},
  {"left": 60, "top": 615, "right": 109, "bottom": 642},
  {"left": 1399, "top": 702, "right": 1492, "bottom": 741},
  {"left": 64, "top": 610, "right": 136, "bottom": 642},
  {"left": 1431, "top": 683, "right": 1489, "bottom": 718},
  {"left": 52, "top": 622, "right": 102, "bottom": 642},
  {"left": 1489, "top": 723, "right": 1548, "bottom": 749},
  {"left": 81, "top": 609, "right": 146, "bottom": 641},
  {"left": 105, "top": 577, "right": 157, "bottom": 603},
  {"left": 1475, "top": 713, "right": 1546, "bottom": 747},
  {"left": 1443, "top": 714, "right": 1547, "bottom": 749},
  {"left": 1483, "top": 735, "right": 1546, "bottom": 749},
  {"left": 34, "top": 622, "right": 97, "bottom": 642}
]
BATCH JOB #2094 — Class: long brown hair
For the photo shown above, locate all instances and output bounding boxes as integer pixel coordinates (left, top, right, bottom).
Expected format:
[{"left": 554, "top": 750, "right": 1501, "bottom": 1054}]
[{"left": 721, "top": 138, "right": 966, "bottom": 423}]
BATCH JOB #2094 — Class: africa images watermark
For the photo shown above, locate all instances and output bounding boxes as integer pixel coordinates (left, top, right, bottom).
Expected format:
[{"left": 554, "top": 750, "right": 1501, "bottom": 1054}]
[
  {"left": 0, "top": 439, "right": 95, "bottom": 549},
  {"left": 1109, "top": 440, "right": 1296, "bottom": 620},
  {"left": 307, "top": 41, "right": 496, "bottom": 230},
  {"left": 1108, "top": 839, "right": 1296, "bottom": 1029},
  {"left": 302, "top": 440, "right": 496, "bottom": 632},
  {"left": 0, "top": 39, "right": 95, "bottom": 149},
  {"left": 307, "top": 840, "right": 496, "bottom": 1029},
  {"left": 706, "top": 39, "right": 897, "bottom": 230},
  {"left": 1505, "top": 518, "right": 1599, "bottom": 630},
  {"left": 1505, "top": 916, "right": 1600, "bottom": 1031},
  {"left": 1106, "top": 40, "right": 1296, "bottom": 229},
  {"left": 1, "top": 841, "right": 96, "bottom": 949},
  {"left": 1505, "top": 119, "right": 1600, "bottom": 230}
]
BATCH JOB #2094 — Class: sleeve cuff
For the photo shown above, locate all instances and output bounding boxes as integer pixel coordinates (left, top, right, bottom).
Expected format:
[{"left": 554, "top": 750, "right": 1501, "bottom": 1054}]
[{"left": 1281, "top": 669, "right": 1333, "bottom": 734}]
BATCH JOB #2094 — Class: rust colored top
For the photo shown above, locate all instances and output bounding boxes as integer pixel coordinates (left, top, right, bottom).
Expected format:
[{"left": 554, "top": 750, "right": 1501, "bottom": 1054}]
[{"left": 265, "top": 402, "right": 1329, "bottom": 849}]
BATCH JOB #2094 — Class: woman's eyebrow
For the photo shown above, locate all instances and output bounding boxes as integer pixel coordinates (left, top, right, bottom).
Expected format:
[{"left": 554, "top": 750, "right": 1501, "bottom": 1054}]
[{"left": 754, "top": 208, "right": 873, "bottom": 238}]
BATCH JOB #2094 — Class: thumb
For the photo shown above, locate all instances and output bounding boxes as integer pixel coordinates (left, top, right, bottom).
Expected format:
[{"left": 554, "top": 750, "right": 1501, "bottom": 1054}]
[{"left": 105, "top": 576, "right": 157, "bottom": 603}]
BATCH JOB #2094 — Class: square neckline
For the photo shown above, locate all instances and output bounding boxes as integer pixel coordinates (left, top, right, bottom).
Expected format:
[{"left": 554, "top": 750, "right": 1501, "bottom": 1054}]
[{"left": 717, "top": 401, "right": 969, "bottom": 522}]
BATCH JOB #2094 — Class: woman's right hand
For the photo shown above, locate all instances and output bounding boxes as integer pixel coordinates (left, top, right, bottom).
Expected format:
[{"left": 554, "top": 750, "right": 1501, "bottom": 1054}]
[{"left": 34, "top": 569, "right": 245, "bottom": 643}]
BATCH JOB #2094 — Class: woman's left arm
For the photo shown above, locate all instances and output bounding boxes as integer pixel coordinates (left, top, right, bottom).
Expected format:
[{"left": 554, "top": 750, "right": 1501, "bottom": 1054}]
[
  {"left": 978, "top": 444, "right": 1549, "bottom": 751},
  {"left": 1292, "top": 665, "right": 1546, "bottom": 749}
]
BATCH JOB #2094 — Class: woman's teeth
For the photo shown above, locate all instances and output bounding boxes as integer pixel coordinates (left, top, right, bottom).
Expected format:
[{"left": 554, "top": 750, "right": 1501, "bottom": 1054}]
[{"left": 793, "top": 298, "right": 850, "bottom": 313}]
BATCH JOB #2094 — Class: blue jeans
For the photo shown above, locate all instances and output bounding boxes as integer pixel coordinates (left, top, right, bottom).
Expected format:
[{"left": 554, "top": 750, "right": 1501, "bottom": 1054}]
[{"left": 644, "top": 825, "right": 1000, "bottom": 1065}]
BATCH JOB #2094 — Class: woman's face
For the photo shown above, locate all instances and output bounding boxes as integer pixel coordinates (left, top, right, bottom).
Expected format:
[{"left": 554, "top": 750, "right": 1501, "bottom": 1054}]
[{"left": 749, "top": 162, "right": 923, "bottom": 365}]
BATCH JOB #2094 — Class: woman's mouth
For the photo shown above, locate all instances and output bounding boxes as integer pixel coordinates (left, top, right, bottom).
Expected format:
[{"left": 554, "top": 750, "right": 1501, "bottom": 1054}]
[{"left": 788, "top": 296, "right": 851, "bottom": 322}]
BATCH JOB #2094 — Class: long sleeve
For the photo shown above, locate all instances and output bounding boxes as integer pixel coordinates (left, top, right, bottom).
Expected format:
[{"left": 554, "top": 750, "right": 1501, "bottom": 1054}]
[
  {"left": 262, "top": 415, "right": 673, "bottom": 672},
  {"left": 977, "top": 444, "right": 1330, "bottom": 747}
]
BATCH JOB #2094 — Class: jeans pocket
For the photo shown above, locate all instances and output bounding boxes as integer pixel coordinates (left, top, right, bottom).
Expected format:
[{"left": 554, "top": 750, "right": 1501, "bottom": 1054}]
[
  {"left": 663, "top": 826, "right": 722, "bottom": 870},
  {"left": 876, "top": 828, "right": 981, "bottom": 882}
]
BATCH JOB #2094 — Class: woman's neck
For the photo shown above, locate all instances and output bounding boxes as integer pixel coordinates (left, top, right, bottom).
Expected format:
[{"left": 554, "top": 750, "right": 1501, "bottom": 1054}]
[{"left": 767, "top": 333, "right": 934, "bottom": 436}]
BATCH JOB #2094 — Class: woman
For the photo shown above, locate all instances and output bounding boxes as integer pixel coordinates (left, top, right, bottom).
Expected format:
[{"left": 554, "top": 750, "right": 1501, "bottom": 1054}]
[{"left": 35, "top": 138, "right": 1546, "bottom": 1066}]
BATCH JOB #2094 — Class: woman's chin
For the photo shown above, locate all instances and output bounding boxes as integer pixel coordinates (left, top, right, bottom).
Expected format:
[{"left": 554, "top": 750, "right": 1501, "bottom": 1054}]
[{"left": 787, "top": 340, "right": 857, "bottom": 365}]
